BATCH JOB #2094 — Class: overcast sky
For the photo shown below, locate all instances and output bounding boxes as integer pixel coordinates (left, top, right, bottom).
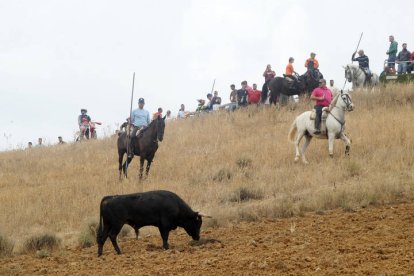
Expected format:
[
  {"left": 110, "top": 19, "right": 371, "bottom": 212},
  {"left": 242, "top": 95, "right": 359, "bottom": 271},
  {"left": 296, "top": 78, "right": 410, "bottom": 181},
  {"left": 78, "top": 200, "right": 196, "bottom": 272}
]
[{"left": 1, "top": 0, "right": 412, "bottom": 150}]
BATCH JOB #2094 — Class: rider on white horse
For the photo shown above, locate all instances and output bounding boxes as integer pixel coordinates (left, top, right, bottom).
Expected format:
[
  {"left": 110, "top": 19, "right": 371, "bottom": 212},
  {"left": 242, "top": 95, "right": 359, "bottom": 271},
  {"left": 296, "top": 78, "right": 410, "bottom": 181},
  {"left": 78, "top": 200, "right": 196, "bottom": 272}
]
[
  {"left": 352, "top": 49, "right": 371, "bottom": 82},
  {"left": 310, "top": 79, "right": 333, "bottom": 135}
]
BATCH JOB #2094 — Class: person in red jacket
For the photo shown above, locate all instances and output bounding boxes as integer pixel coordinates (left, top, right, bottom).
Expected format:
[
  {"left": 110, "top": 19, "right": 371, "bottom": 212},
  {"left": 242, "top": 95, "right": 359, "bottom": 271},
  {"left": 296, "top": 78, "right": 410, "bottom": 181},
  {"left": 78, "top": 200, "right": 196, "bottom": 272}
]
[{"left": 247, "top": 84, "right": 262, "bottom": 104}]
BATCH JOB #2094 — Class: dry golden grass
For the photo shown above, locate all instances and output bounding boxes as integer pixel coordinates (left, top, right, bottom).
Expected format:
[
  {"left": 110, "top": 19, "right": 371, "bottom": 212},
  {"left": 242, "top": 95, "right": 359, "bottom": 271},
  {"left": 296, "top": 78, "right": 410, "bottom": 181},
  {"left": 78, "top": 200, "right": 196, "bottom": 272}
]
[{"left": 0, "top": 84, "right": 413, "bottom": 250}]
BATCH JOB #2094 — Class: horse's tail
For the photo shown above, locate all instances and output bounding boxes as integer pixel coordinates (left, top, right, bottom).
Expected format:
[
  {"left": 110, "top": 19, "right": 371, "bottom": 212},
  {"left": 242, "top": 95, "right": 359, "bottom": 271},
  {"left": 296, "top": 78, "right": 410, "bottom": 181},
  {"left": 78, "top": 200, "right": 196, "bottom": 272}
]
[{"left": 288, "top": 119, "right": 297, "bottom": 143}]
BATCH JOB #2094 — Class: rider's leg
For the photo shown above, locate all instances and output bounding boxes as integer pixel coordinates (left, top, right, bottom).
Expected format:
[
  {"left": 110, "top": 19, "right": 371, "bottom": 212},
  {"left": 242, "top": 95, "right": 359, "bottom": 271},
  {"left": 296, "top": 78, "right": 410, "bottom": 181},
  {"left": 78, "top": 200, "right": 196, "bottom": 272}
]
[
  {"left": 128, "top": 126, "right": 138, "bottom": 158},
  {"left": 314, "top": 105, "right": 322, "bottom": 134}
]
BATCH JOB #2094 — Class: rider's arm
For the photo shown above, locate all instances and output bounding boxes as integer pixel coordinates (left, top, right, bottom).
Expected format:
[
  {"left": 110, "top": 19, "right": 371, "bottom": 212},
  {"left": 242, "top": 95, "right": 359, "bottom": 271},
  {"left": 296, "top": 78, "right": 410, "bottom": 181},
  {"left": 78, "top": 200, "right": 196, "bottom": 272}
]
[{"left": 78, "top": 115, "right": 81, "bottom": 126}]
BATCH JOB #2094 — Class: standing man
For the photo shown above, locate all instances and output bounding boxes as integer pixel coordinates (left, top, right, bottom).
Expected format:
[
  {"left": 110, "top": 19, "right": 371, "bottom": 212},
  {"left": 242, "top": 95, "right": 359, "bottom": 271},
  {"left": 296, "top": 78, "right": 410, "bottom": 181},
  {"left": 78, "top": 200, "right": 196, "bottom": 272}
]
[
  {"left": 37, "top": 138, "right": 44, "bottom": 147},
  {"left": 58, "top": 136, "right": 66, "bottom": 144},
  {"left": 396, "top": 43, "right": 411, "bottom": 74},
  {"left": 247, "top": 84, "right": 262, "bottom": 105},
  {"left": 27, "top": 142, "right": 33, "bottom": 149},
  {"left": 310, "top": 79, "right": 332, "bottom": 135},
  {"left": 262, "top": 64, "right": 276, "bottom": 104},
  {"left": 386, "top": 35, "right": 398, "bottom": 73},
  {"left": 128, "top": 98, "right": 150, "bottom": 158},
  {"left": 328, "top": 80, "right": 339, "bottom": 96},
  {"left": 211, "top": 91, "right": 222, "bottom": 110}
]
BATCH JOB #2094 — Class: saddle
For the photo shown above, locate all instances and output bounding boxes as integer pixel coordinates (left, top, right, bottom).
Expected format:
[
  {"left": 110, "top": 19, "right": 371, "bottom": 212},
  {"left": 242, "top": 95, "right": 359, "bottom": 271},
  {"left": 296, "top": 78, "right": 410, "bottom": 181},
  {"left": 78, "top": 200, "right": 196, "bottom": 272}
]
[{"left": 310, "top": 107, "right": 329, "bottom": 134}]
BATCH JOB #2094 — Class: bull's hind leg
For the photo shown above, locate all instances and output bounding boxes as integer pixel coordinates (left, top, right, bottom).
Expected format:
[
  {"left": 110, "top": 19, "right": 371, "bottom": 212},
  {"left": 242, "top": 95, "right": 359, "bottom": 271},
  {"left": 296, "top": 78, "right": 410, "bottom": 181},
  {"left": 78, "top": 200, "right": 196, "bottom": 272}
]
[
  {"left": 108, "top": 225, "right": 123, "bottom": 255},
  {"left": 340, "top": 133, "right": 351, "bottom": 156},
  {"left": 97, "top": 225, "right": 110, "bottom": 257},
  {"left": 301, "top": 135, "right": 312, "bottom": 164},
  {"left": 294, "top": 131, "right": 305, "bottom": 162}
]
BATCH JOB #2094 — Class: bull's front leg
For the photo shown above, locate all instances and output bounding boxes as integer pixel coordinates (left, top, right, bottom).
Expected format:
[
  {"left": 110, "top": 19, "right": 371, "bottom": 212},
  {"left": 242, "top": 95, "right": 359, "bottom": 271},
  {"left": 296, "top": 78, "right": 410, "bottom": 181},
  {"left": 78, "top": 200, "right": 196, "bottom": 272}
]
[{"left": 158, "top": 227, "right": 170, "bottom": 250}]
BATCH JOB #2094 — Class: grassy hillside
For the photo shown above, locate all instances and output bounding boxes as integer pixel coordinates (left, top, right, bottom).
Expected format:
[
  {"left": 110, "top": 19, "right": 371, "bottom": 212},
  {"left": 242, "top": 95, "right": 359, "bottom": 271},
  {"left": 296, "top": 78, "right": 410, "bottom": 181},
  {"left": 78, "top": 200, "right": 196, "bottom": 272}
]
[{"left": 0, "top": 84, "right": 413, "bottom": 249}]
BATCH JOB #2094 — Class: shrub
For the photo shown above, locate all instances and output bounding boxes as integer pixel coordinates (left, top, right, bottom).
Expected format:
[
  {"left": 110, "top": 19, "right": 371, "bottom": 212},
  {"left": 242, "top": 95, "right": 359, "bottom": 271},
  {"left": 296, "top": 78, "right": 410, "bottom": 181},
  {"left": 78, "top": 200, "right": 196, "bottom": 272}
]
[
  {"left": 0, "top": 233, "right": 14, "bottom": 257},
  {"left": 228, "top": 187, "right": 264, "bottom": 202},
  {"left": 78, "top": 219, "right": 98, "bottom": 248},
  {"left": 213, "top": 169, "right": 232, "bottom": 182},
  {"left": 236, "top": 158, "right": 252, "bottom": 169},
  {"left": 23, "top": 233, "right": 60, "bottom": 253}
]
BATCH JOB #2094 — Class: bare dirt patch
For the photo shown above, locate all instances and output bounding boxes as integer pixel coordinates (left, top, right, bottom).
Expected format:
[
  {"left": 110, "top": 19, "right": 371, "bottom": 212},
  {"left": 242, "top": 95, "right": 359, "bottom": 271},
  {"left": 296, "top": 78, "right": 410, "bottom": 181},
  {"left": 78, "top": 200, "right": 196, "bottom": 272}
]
[{"left": 1, "top": 202, "right": 414, "bottom": 275}]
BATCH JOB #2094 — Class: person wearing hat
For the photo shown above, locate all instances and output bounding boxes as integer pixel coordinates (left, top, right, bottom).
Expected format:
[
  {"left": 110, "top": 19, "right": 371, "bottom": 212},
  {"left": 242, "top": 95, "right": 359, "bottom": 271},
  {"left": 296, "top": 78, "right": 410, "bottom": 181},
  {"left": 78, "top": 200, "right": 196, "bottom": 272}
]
[
  {"left": 305, "top": 52, "right": 319, "bottom": 71},
  {"left": 78, "top": 108, "right": 92, "bottom": 139},
  {"left": 352, "top": 49, "right": 371, "bottom": 81},
  {"left": 310, "top": 79, "right": 332, "bottom": 135},
  {"left": 128, "top": 98, "right": 150, "bottom": 158}
]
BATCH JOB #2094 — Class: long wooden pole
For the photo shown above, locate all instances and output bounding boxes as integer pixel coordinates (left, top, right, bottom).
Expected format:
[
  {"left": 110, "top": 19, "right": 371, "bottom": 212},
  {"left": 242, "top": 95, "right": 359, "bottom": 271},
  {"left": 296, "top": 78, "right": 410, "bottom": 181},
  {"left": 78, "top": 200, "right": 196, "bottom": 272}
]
[
  {"left": 125, "top": 72, "right": 135, "bottom": 175},
  {"left": 343, "top": 33, "right": 364, "bottom": 91},
  {"left": 210, "top": 79, "right": 216, "bottom": 94}
]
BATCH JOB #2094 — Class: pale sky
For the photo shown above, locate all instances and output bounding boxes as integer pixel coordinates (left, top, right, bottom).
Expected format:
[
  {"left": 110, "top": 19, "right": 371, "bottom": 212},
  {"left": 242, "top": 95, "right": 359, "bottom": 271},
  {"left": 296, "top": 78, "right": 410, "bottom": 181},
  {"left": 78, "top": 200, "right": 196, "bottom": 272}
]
[{"left": 1, "top": 0, "right": 412, "bottom": 150}]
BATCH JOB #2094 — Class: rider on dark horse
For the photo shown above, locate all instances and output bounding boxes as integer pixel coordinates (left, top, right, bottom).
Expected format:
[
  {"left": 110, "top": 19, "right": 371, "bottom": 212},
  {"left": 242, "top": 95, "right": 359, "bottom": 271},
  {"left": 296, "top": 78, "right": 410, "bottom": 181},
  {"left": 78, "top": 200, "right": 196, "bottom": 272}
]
[
  {"left": 305, "top": 52, "right": 320, "bottom": 80},
  {"left": 285, "top": 57, "right": 299, "bottom": 90},
  {"left": 128, "top": 98, "right": 150, "bottom": 158},
  {"left": 352, "top": 49, "right": 371, "bottom": 84}
]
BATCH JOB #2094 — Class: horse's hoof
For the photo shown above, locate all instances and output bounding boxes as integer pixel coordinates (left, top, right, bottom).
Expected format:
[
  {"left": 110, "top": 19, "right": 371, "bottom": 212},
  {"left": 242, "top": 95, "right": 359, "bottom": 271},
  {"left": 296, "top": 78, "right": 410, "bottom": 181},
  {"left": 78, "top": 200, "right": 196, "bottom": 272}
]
[
  {"left": 329, "top": 154, "right": 334, "bottom": 158},
  {"left": 294, "top": 157, "right": 299, "bottom": 163}
]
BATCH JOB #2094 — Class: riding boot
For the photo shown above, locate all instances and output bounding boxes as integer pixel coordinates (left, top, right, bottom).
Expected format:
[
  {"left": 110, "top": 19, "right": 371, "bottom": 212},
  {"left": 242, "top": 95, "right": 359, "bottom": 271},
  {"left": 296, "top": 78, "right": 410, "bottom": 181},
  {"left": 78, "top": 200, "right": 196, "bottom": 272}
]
[{"left": 314, "top": 106, "right": 322, "bottom": 134}]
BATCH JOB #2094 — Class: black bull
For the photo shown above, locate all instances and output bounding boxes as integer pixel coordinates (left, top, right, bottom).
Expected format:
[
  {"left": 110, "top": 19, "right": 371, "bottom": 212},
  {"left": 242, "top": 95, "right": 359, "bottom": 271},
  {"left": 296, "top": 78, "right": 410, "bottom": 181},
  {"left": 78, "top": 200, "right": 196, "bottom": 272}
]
[
  {"left": 97, "top": 190, "right": 208, "bottom": 256},
  {"left": 117, "top": 116, "right": 165, "bottom": 180}
]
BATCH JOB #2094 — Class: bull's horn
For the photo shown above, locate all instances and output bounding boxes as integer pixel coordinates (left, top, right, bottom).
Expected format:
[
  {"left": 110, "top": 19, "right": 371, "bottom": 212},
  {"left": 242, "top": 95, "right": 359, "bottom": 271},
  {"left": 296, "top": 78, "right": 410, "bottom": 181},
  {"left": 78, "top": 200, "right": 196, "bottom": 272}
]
[{"left": 197, "top": 212, "right": 212, "bottom": 218}]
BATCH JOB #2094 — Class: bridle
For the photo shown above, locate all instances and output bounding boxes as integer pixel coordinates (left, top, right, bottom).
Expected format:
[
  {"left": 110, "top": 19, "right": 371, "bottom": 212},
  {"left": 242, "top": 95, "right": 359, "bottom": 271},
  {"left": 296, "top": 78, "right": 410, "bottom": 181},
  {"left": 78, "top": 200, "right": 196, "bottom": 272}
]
[{"left": 327, "top": 92, "right": 353, "bottom": 132}]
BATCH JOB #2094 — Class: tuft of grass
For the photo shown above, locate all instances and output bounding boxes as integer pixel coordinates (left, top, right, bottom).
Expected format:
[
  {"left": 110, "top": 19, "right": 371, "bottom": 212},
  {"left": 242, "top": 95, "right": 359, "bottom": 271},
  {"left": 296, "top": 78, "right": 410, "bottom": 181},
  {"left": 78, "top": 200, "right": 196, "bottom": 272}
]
[
  {"left": 36, "top": 249, "right": 49, "bottom": 258},
  {"left": 23, "top": 233, "right": 61, "bottom": 254},
  {"left": 213, "top": 169, "right": 232, "bottom": 182},
  {"left": 344, "top": 161, "right": 362, "bottom": 177},
  {"left": 236, "top": 158, "right": 252, "bottom": 169},
  {"left": 0, "top": 233, "right": 15, "bottom": 257},
  {"left": 78, "top": 219, "right": 98, "bottom": 248},
  {"left": 228, "top": 187, "right": 264, "bottom": 203}
]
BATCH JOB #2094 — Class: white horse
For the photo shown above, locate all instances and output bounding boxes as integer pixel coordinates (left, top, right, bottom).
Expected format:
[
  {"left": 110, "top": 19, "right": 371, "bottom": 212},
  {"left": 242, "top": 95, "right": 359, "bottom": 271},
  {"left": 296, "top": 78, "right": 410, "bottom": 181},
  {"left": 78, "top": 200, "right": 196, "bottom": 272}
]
[
  {"left": 344, "top": 64, "right": 379, "bottom": 89},
  {"left": 288, "top": 91, "right": 354, "bottom": 164}
]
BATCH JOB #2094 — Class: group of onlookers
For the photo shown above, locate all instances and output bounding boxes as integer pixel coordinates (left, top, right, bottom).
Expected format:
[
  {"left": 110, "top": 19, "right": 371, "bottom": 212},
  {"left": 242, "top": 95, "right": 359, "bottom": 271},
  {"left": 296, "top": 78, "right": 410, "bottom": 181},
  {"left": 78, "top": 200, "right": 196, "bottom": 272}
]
[
  {"left": 386, "top": 35, "right": 413, "bottom": 75},
  {"left": 27, "top": 136, "right": 65, "bottom": 149}
]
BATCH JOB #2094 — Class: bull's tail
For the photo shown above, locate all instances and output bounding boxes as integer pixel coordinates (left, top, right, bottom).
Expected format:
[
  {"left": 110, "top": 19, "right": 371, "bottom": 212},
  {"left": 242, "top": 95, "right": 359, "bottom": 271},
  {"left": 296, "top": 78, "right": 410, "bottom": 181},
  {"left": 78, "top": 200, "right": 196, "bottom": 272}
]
[
  {"left": 288, "top": 119, "right": 297, "bottom": 143},
  {"left": 96, "top": 199, "right": 105, "bottom": 245}
]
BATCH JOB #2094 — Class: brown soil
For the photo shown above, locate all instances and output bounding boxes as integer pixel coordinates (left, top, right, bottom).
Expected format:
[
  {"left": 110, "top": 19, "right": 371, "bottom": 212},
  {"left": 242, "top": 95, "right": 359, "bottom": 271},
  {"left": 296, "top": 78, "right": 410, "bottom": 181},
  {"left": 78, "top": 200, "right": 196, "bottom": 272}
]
[{"left": 2, "top": 203, "right": 414, "bottom": 275}]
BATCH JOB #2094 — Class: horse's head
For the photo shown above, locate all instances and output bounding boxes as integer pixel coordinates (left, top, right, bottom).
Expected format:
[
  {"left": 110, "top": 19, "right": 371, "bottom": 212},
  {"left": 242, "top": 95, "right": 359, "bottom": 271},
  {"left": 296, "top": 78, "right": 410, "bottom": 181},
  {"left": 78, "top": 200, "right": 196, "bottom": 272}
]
[
  {"left": 156, "top": 115, "right": 166, "bottom": 142},
  {"left": 338, "top": 90, "right": 354, "bottom": 111},
  {"left": 343, "top": 65, "right": 353, "bottom": 82}
]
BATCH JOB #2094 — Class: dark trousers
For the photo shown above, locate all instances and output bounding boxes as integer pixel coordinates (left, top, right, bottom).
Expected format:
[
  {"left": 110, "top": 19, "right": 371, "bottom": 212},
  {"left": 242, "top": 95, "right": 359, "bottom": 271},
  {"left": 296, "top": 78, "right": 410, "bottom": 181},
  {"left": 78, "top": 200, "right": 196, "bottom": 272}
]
[
  {"left": 314, "top": 105, "right": 324, "bottom": 130},
  {"left": 261, "top": 81, "right": 270, "bottom": 103},
  {"left": 128, "top": 126, "right": 141, "bottom": 156}
]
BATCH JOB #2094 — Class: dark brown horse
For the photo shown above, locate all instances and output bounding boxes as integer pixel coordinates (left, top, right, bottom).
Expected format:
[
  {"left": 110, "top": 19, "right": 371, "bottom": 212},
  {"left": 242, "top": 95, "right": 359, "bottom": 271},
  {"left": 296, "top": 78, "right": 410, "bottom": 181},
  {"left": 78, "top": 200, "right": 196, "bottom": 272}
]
[{"left": 117, "top": 116, "right": 166, "bottom": 180}]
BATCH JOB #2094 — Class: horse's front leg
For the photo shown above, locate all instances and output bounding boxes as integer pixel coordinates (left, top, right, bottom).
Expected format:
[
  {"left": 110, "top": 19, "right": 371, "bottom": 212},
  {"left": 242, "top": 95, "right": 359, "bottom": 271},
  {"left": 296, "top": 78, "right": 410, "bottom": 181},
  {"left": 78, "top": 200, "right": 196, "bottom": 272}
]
[
  {"left": 328, "top": 132, "right": 336, "bottom": 157},
  {"left": 118, "top": 151, "right": 124, "bottom": 181},
  {"left": 139, "top": 157, "right": 145, "bottom": 180},
  {"left": 123, "top": 156, "right": 133, "bottom": 179},
  {"left": 340, "top": 132, "right": 351, "bottom": 156},
  {"left": 145, "top": 157, "right": 154, "bottom": 177}
]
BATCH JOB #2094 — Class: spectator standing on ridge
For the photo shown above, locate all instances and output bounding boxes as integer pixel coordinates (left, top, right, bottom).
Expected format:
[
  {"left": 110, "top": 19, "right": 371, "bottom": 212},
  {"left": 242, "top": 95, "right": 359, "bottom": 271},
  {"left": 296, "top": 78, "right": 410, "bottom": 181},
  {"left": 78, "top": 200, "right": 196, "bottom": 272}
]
[
  {"left": 177, "top": 104, "right": 188, "bottom": 119},
  {"left": 229, "top": 84, "right": 238, "bottom": 103},
  {"left": 37, "top": 137, "right": 44, "bottom": 147},
  {"left": 247, "top": 84, "right": 261, "bottom": 105},
  {"left": 408, "top": 51, "right": 414, "bottom": 73},
  {"left": 237, "top": 81, "right": 250, "bottom": 107},
  {"left": 262, "top": 64, "right": 276, "bottom": 103},
  {"left": 211, "top": 91, "right": 222, "bottom": 110},
  {"left": 27, "top": 142, "right": 32, "bottom": 149},
  {"left": 386, "top": 35, "right": 398, "bottom": 73},
  {"left": 58, "top": 136, "right": 66, "bottom": 144},
  {"left": 165, "top": 110, "right": 173, "bottom": 121},
  {"left": 396, "top": 43, "right": 411, "bottom": 74},
  {"left": 329, "top": 80, "right": 340, "bottom": 96}
]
